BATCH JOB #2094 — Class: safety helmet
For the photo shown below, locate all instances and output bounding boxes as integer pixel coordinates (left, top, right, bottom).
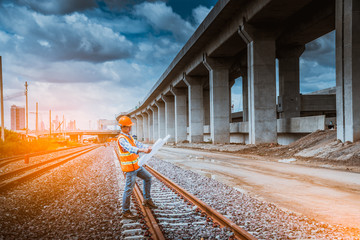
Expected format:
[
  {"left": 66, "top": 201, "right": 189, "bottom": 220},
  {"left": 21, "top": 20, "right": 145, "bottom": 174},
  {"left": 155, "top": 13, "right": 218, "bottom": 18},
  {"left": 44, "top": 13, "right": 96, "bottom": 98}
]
[{"left": 118, "top": 116, "right": 134, "bottom": 126}]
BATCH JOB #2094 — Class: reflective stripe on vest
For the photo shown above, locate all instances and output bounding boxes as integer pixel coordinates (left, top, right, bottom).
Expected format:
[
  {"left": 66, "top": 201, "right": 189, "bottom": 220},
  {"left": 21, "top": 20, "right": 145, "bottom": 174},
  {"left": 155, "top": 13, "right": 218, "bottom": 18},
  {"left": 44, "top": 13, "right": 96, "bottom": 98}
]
[{"left": 117, "top": 134, "right": 140, "bottom": 172}]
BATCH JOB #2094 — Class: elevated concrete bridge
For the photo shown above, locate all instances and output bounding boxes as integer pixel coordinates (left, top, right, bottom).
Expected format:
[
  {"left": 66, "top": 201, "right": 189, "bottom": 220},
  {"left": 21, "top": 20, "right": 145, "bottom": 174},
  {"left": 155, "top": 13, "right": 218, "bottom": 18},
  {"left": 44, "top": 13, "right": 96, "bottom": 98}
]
[
  {"left": 17, "top": 130, "right": 120, "bottom": 143},
  {"left": 118, "top": 0, "right": 359, "bottom": 145}
]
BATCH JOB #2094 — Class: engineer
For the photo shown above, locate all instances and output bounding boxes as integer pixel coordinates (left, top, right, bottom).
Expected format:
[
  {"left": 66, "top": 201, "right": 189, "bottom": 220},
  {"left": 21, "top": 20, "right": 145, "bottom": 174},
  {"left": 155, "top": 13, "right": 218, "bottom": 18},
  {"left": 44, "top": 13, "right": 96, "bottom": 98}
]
[{"left": 117, "top": 116, "right": 158, "bottom": 220}]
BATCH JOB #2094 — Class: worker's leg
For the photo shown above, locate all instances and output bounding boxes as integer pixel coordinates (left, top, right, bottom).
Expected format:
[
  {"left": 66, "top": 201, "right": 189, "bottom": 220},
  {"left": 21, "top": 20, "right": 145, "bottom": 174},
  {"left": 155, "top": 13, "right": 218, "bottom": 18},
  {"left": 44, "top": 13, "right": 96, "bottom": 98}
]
[
  {"left": 137, "top": 166, "right": 152, "bottom": 200},
  {"left": 122, "top": 170, "right": 137, "bottom": 212}
]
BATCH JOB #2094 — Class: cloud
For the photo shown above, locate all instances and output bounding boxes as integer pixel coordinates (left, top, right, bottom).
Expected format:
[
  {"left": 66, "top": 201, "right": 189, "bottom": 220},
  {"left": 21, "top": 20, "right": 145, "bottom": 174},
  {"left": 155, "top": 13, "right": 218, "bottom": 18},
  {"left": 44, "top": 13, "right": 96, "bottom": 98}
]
[
  {"left": 134, "top": 1, "right": 195, "bottom": 42},
  {"left": 1, "top": 0, "right": 97, "bottom": 15},
  {"left": 301, "top": 31, "right": 335, "bottom": 68},
  {"left": 0, "top": 6, "right": 135, "bottom": 63},
  {"left": 192, "top": 5, "right": 212, "bottom": 26}
]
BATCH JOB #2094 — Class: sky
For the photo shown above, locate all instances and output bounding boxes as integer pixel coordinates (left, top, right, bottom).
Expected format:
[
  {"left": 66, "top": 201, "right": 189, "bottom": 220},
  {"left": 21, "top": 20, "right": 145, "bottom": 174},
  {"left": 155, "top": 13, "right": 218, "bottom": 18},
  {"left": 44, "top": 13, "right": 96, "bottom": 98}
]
[{"left": 0, "top": 0, "right": 335, "bottom": 130}]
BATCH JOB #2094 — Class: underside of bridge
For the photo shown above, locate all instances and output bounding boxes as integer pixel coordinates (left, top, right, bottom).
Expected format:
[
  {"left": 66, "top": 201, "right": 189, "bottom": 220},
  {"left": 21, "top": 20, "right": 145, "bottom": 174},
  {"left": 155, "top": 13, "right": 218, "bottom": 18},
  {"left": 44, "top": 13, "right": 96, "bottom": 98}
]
[{"left": 119, "top": 0, "right": 359, "bottom": 145}]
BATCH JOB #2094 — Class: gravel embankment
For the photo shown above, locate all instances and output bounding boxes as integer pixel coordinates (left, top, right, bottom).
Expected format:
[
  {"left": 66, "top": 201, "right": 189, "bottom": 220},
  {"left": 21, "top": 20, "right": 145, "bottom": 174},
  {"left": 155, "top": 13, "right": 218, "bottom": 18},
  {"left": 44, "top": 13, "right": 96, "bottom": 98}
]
[
  {"left": 0, "top": 146, "right": 124, "bottom": 240},
  {"left": 148, "top": 158, "right": 360, "bottom": 240}
]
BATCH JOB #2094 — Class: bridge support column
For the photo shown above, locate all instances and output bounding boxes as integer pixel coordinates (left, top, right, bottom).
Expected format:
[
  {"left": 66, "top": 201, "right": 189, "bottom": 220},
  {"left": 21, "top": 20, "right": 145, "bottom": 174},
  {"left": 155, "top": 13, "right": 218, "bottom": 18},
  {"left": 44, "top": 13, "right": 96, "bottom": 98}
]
[
  {"left": 336, "top": 0, "right": 360, "bottom": 142},
  {"left": 170, "top": 87, "right": 187, "bottom": 143},
  {"left": 146, "top": 109, "right": 153, "bottom": 143},
  {"left": 135, "top": 115, "right": 143, "bottom": 141},
  {"left": 241, "top": 68, "right": 249, "bottom": 122},
  {"left": 162, "top": 95, "right": 175, "bottom": 142},
  {"left": 203, "top": 56, "right": 231, "bottom": 144},
  {"left": 239, "top": 25, "right": 277, "bottom": 144},
  {"left": 150, "top": 106, "right": 158, "bottom": 142},
  {"left": 184, "top": 75, "right": 206, "bottom": 143},
  {"left": 141, "top": 113, "right": 149, "bottom": 142},
  {"left": 277, "top": 45, "right": 304, "bottom": 119},
  {"left": 131, "top": 117, "right": 137, "bottom": 137},
  {"left": 155, "top": 101, "right": 166, "bottom": 139},
  {"left": 203, "top": 88, "right": 210, "bottom": 126}
]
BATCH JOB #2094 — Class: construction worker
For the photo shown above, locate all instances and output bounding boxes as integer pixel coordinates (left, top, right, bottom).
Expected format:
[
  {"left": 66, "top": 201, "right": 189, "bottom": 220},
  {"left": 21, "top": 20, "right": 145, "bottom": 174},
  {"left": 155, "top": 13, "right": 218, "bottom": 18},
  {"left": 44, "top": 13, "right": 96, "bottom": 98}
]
[{"left": 117, "top": 116, "right": 158, "bottom": 220}]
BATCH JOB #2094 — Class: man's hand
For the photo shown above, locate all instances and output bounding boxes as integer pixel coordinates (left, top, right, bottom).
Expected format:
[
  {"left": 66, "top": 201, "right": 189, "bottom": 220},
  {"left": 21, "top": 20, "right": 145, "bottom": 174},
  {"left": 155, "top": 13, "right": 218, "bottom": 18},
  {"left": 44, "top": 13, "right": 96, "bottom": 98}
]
[{"left": 139, "top": 147, "right": 152, "bottom": 154}]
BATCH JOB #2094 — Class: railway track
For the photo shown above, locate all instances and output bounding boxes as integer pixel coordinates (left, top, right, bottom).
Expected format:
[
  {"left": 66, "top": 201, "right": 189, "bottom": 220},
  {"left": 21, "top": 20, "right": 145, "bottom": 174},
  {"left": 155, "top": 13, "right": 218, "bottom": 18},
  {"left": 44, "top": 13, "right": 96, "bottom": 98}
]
[
  {"left": 0, "top": 145, "right": 85, "bottom": 168},
  {"left": 0, "top": 145, "right": 100, "bottom": 192},
  {"left": 114, "top": 148, "right": 256, "bottom": 240}
]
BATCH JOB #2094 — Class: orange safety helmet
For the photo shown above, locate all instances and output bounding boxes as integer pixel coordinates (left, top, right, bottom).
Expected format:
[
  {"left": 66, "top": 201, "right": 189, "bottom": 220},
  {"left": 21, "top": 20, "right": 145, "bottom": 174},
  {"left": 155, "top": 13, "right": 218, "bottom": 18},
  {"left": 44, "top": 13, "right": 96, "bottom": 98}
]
[{"left": 118, "top": 116, "right": 134, "bottom": 126}]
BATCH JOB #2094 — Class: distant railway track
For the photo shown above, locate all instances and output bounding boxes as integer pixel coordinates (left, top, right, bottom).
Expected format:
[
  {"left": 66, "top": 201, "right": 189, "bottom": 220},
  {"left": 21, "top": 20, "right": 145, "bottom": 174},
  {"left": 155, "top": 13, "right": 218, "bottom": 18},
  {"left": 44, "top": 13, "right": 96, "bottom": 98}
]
[
  {"left": 0, "top": 145, "right": 85, "bottom": 168},
  {"left": 0, "top": 145, "right": 100, "bottom": 192},
  {"left": 113, "top": 148, "right": 256, "bottom": 240}
]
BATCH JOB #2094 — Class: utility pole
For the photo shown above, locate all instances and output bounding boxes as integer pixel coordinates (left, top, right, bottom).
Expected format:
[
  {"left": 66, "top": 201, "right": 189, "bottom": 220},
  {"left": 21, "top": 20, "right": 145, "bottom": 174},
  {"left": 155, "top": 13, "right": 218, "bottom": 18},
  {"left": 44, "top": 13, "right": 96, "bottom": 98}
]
[
  {"left": 36, "top": 102, "right": 38, "bottom": 136},
  {"left": 49, "top": 110, "right": 51, "bottom": 137},
  {"left": 0, "top": 56, "right": 4, "bottom": 141},
  {"left": 25, "top": 81, "right": 28, "bottom": 137}
]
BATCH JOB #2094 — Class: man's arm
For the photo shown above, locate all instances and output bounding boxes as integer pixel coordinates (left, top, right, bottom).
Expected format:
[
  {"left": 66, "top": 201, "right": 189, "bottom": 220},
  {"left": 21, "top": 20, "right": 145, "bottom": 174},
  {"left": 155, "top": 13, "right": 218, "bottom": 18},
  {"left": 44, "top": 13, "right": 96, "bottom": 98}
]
[{"left": 119, "top": 138, "right": 152, "bottom": 154}]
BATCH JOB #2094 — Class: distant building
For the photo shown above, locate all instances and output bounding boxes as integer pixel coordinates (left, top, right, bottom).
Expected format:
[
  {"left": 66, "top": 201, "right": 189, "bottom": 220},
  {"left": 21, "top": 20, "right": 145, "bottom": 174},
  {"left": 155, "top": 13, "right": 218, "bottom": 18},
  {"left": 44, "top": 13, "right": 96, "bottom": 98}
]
[
  {"left": 67, "top": 120, "right": 76, "bottom": 130},
  {"left": 98, "top": 119, "right": 117, "bottom": 130},
  {"left": 10, "top": 105, "right": 25, "bottom": 130},
  {"left": 40, "top": 121, "right": 45, "bottom": 131}
]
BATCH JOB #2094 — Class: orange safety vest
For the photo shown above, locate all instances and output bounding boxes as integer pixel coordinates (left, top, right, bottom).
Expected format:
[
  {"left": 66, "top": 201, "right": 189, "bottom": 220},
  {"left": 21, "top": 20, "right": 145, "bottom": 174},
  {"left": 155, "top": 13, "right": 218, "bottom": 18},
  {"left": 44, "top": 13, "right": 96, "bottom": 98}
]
[{"left": 117, "top": 134, "right": 140, "bottom": 172}]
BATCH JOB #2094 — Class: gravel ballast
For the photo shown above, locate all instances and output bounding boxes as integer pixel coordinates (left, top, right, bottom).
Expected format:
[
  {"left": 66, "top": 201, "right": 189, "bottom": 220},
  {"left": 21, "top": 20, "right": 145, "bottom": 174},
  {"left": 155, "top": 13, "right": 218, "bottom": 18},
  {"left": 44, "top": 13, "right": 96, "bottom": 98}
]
[
  {"left": 0, "top": 146, "right": 124, "bottom": 239},
  {"left": 148, "top": 158, "right": 359, "bottom": 239}
]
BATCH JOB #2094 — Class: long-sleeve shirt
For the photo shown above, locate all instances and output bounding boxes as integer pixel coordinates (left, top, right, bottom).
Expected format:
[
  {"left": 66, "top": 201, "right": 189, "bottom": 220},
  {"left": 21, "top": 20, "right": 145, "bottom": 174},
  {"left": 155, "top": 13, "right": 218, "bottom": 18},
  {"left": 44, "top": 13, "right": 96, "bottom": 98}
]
[{"left": 118, "top": 132, "right": 148, "bottom": 154}]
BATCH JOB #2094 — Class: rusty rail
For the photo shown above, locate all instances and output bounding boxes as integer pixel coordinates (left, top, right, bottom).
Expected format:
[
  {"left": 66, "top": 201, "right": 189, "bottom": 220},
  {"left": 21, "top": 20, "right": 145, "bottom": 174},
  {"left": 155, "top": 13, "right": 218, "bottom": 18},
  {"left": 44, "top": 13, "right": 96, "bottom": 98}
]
[
  {"left": 113, "top": 149, "right": 165, "bottom": 240},
  {"left": 0, "top": 146, "right": 100, "bottom": 192},
  {"left": 144, "top": 165, "right": 257, "bottom": 240}
]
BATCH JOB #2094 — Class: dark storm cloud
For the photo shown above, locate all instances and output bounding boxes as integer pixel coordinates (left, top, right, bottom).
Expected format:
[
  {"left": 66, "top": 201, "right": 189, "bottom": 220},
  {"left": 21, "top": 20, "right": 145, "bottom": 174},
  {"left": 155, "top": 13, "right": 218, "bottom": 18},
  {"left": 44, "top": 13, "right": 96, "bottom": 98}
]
[
  {"left": 0, "top": 5, "right": 135, "bottom": 63},
  {"left": 1, "top": 0, "right": 97, "bottom": 15},
  {"left": 299, "top": 31, "right": 336, "bottom": 93},
  {"left": 301, "top": 31, "right": 335, "bottom": 68}
]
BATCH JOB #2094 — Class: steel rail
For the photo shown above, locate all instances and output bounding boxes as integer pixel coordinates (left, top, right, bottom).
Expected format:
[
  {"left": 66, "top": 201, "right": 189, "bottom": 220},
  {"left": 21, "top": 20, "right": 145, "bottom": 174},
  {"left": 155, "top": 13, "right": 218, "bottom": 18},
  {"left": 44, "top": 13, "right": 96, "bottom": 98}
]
[
  {"left": 0, "top": 145, "right": 86, "bottom": 168},
  {"left": 144, "top": 165, "right": 257, "bottom": 240},
  {"left": 0, "top": 146, "right": 100, "bottom": 192},
  {"left": 0, "top": 146, "right": 98, "bottom": 182},
  {"left": 113, "top": 149, "right": 165, "bottom": 240}
]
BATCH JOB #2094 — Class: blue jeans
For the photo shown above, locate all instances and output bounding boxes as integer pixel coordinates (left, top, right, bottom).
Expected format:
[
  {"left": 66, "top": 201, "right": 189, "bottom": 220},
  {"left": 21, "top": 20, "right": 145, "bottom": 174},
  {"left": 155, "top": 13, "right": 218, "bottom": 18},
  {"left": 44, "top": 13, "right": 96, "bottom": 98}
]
[{"left": 122, "top": 166, "right": 152, "bottom": 212}]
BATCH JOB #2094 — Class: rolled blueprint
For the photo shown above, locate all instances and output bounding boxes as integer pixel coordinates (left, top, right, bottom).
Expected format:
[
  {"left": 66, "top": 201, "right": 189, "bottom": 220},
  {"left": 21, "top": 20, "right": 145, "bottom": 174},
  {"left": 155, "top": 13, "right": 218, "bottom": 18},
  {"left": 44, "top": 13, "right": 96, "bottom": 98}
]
[{"left": 138, "top": 135, "right": 170, "bottom": 166}]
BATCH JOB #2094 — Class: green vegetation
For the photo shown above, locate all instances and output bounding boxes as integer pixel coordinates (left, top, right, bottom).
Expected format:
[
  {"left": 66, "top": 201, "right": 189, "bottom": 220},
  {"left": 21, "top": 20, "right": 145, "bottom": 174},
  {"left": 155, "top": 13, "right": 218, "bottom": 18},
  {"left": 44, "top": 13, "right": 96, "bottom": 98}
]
[{"left": 0, "top": 128, "right": 81, "bottom": 158}]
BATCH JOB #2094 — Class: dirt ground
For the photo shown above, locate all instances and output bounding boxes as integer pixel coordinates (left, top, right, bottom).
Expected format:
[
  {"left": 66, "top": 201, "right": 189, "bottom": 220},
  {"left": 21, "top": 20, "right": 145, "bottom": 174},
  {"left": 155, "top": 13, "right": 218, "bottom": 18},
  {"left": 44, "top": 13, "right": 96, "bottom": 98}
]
[
  {"left": 154, "top": 131, "right": 360, "bottom": 231},
  {"left": 172, "top": 129, "right": 360, "bottom": 173}
]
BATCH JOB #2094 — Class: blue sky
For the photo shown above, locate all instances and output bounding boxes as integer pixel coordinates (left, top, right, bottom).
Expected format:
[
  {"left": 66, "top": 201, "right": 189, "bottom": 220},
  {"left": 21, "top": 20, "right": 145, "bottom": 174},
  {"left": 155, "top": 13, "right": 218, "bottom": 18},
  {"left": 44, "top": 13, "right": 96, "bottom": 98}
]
[{"left": 0, "top": 0, "right": 335, "bottom": 129}]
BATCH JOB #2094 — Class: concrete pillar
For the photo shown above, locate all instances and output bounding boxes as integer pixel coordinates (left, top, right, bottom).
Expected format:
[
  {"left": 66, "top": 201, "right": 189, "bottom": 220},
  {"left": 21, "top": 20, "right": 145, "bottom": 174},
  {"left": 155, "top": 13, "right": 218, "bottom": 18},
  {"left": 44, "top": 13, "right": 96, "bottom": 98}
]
[
  {"left": 203, "top": 88, "right": 210, "bottom": 125},
  {"left": 150, "top": 106, "right": 158, "bottom": 141},
  {"left": 229, "top": 79, "right": 236, "bottom": 123},
  {"left": 277, "top": 45, "right": 305, "bottom": 119},
  {"left": 241, "top": 68, "right": 249, "bottom": 122},
  {"left": 136, "top": 115, "right": 143, "bottom": 141},
  {"left": 170, "top": 87, "right": 187, "bottom": 143},
  {"left": 155, "top": 101, "right": 166, "bottom": 139},
  {"left": 141, "top": 113, "right": 149, "bottom": 142},
  {"left": 131, "top": 117, "right": 137, "bottom": 136},
  {"left": 162, "top": 95, "right": 175, "bottom": 142},
  {"left": 336, "top": 0, "right": 360, "bottom": 142},
  {"left": 146, "top": 109, "right": 153, "bottom": 142},
  {"left": 203, "top": 56, "right": 231, "bottom": 144},
  {"left": 183, "top": 75, "right": 206, "bottom": 142},
  {"left": 239, "top": 24, "right": 277, "bottom": 144}
]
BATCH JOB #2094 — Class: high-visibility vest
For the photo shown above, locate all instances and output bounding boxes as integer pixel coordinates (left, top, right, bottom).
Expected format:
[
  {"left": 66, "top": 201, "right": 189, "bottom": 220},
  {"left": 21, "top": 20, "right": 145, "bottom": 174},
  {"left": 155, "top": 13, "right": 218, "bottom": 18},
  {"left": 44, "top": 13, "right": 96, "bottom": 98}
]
[{"left": 117, "top": 134, "right": 140, "bottom": 172}]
